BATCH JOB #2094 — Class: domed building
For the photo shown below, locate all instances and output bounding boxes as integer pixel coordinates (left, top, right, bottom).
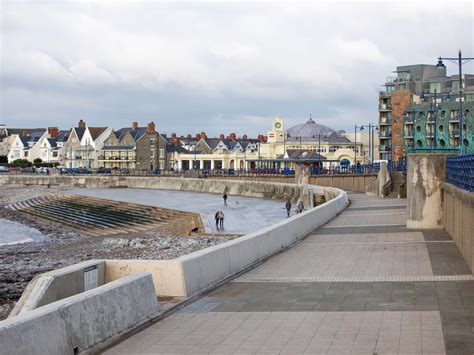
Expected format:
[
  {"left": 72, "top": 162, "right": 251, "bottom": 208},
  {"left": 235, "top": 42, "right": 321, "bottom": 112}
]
[
  {"left": 286, "top": 117, "right": 338, "bottom": 139},
  {"left": 258, "top": 116, "right": 366, "bottom": 168}
]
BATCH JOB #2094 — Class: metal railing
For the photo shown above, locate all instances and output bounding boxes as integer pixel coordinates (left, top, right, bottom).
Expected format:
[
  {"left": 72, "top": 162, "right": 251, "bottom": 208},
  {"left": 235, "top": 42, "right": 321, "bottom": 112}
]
[
  {"left": 310, "top": 161, "right": 406, "bottom": 175},
  {"left": 446, "top": 154, "right": 474, "bottom": 192}
]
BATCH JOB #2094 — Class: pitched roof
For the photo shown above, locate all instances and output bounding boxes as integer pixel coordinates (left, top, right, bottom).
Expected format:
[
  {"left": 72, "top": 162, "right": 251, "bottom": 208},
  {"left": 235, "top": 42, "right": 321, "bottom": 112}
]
[
  {"left": 286, "top": 149, "right": 326, "bottom": 161},
  {"left": 115, "top": 127, "right": 147, "bottom": 142},
  {"left": 205, "top": 138, "right": 224, "bottom": 149},
  {"left": 74, "top": 127, "right": 86, "bottom": 141},
  {"left": 7, "top": 128, "right": 45, "bottom": 136},
  {"left": 166, "top": 145, "right": 191, "bottom": 153},
  {"left": 56, "top": 130, "right": 69, "bottom": 142},
  {"left": 47, "top": 138, "right": 57, "bottom": 147},
  {"left": 88, "top": 127, "right": 108, "bottom": 140}
]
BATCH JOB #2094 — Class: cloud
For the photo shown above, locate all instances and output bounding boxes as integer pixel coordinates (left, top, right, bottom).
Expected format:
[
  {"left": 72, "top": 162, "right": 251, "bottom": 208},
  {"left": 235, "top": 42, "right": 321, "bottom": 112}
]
[{"left": 1, "top": 2, "right": 473, "bottom": 136}]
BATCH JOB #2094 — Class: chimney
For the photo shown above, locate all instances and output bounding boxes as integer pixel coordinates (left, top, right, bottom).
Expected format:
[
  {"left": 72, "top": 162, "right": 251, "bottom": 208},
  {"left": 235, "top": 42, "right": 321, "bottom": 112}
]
[
  {"left": 147, "top": 121, "right": 155, "bottom": 133},
  {"left": 48, "top": 127, "right": 59, "bottom": 139},
  {"left": 196, "top": 133, "right": 201, "bottom": 140},
  {"left": 219, "top": 133, "right": 225, "bottom": 140},
  {"left": 132, "top": 121, "right": 138, "bottom": 130},
  {"left": 78, "top": 119, "right": 86, "bottom": 128},
  {"left": 22, "top": 130, "right": 29, "bottom": 137},
  {"left": 187, "top": 134, "right": 192, "bottom": 139},
  {"left": 229, "top": 133, "right": 236, "bottom": 141},
  {"left": 200, "top": 132, "right": 207, "bottom": 140},
  {"left": 242, "top": 134, "right": 248, "bottom": 140},
  {"left": 171, "top": 133, "right": 177, "bottom": 140}
]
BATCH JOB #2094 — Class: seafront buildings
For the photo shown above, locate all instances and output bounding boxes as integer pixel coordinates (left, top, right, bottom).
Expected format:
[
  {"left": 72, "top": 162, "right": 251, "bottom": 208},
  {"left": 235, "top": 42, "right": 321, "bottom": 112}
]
[
  {"left": 379, "top": 61, "right": 474, "bottom": 160},
  {"left": 1, "top": 116, "right": 376, "bottom": 170}
]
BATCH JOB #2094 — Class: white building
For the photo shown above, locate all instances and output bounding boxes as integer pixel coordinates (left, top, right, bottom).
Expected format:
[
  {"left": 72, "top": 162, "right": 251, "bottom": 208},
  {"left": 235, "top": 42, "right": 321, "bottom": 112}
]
[{"left": 63, "top": 120, "right": 112, "bottom": 168}]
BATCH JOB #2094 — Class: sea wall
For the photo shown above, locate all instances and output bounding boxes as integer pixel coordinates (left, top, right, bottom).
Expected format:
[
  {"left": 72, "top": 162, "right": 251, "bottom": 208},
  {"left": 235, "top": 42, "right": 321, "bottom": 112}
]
[
  {"left": 9, "top": 260, "right": 106, "bottom": 318},
  {"left": 0, "top": 273, "right": 159, "bottom": 355}
]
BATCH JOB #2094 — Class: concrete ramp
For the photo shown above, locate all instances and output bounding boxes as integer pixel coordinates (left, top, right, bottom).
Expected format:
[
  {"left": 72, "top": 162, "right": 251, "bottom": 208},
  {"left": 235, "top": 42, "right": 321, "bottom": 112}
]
[{"left": 7, "top": 194, "right": 204, "bottom": 237}]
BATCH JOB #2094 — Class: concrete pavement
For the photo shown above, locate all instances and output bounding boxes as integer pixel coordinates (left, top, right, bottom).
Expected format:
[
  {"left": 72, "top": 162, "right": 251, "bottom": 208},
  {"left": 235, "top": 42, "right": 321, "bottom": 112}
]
[{"left": 105, "top": 194, "right": 474, "bottom": 354}]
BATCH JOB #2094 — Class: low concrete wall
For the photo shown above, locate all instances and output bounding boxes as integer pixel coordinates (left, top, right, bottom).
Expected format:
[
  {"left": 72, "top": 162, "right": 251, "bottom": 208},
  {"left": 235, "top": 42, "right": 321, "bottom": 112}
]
[
  {"left": 0, "top": 273, "right": 159, "bottom": 355},
  {"left": 309, "top": 174, "right": 377, "bottom": 193},
  {"left": 365, "top": 162, "right": 391, "bottom": 198},
  {"left": 0, "top": 175, "right": 305, "bottom": 201},
  {"left": 443, "top": 183, "right": 474, "bottom": 272},
  {"left": 179, "top": 186, "right": 345, "bottom": 296},
  {"left": 105, "top": 259, "right": 186, "bottom": 297},
  {"left": 0, "top": 173, "right": 377, "bottom": 193},
  {"left": 105, "top": 185, "right": 347, "bottom": 297},
  {"left": 9, "top": 260, "right": 106, "bottom": 318}
]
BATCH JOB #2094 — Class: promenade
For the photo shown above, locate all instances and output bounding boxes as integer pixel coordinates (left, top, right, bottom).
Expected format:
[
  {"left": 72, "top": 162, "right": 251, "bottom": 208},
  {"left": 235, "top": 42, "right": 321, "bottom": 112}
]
[{"left": 106, "top": 194, "right": 474, "bottom": 354}]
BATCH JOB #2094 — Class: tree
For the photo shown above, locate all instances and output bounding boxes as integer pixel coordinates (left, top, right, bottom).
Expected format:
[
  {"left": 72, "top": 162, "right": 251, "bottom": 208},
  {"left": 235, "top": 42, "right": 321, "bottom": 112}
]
[{"left": 33, "top": 158, "right": 43, "bottom": 165}]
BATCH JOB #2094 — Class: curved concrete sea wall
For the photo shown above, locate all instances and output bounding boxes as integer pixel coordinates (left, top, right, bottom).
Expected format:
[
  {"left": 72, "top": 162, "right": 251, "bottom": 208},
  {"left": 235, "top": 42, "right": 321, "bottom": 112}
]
[
  {"left": 104, "top": 184, "right": 347, "bottom": 297},
  {"left": 2, "top": 177, "right": 347, "bottom": 301},
  {"left": 0, "top": 273, "right": 159, "bottom": 355},
  {"left": 0, "top": 175, "right": 306, "bottom": 201}
]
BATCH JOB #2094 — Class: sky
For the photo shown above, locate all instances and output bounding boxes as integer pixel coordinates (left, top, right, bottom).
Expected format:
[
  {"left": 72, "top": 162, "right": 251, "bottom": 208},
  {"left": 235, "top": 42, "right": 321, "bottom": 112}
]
[{"left": 1, "top": 1, "right": 473, "bottom": 137}]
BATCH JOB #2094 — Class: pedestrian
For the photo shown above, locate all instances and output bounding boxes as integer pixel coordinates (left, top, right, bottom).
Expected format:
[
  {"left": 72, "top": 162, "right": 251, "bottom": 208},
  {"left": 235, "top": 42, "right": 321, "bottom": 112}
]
[
  {"left": 223, "top": 193, "right": 228, "bottom": 205},
  {"left": 297, "top": 200, "right": 304, "bottom": 214},
  {"left": 215, "top": 210, "right": 220, "bottom": 230},
  {"left": 219, "top": 210, "right": 225, "bottom": 229},
  {"left": 285, "top": 199, "right": 292, "bottom": 217}
]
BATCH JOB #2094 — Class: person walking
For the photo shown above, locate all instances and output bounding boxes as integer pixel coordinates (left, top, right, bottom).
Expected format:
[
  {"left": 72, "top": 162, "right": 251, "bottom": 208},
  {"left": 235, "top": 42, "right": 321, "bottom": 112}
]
[
  {"left": 215, "top": 210, "right": 220, "bottom": 230},
  {"left": 219, "top": 210, "right": 225, "bottom": 229},
  {"left": 223, "top": 193, "right": 228, "bottom": 205},
  {"left": 285, "top": 199, "right": 292, "bottom": 217},
  {"left": 297, "top": 200, "right": 304, "bottom": 214}
]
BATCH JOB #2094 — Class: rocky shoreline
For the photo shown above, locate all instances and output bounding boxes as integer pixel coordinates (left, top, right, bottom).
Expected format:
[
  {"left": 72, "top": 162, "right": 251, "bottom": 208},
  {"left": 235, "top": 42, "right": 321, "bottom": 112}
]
[{"left": 0, "top": 185, "right": 235, "bottom": 320}]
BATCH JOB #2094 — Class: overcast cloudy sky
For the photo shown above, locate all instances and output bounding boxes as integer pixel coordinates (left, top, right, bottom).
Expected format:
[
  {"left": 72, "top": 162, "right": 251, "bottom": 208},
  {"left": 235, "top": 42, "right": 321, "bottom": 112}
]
[{"left": 1, "top": 1, "right": 473, "bottom": 136}]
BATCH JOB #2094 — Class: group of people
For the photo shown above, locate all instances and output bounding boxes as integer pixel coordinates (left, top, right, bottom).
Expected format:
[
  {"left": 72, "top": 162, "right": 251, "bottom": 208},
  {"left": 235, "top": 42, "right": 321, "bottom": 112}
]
[
  {"left": 285, "top": 199, "right": 304, "bottom": 217},
  {"left": 214, "top": 210, "right": 225, "bottom": 229}
]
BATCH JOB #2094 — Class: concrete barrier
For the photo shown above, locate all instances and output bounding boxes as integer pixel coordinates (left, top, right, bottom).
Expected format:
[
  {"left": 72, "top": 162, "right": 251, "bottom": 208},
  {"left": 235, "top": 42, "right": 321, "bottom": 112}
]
[
  {"left": 9, "top": 260, "right": 106, "bottom": 318},
  {"left": 0, "top": 273, "right": 159, "bottom": 355},
  {"left": 443, "top": 183, "right": 474, "bottom": 272},
  {"left": 104, "top": 185, "right": 347, "bottom": 297},
  {"left": 7, "top": 177, "right": 346, "bottom": 304}
]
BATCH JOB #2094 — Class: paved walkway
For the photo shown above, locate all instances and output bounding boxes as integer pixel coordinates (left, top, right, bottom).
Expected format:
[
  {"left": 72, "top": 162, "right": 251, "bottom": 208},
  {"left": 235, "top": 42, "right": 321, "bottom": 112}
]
[{"left": 105, "top": 194, "right": 474, "bottom": 354}]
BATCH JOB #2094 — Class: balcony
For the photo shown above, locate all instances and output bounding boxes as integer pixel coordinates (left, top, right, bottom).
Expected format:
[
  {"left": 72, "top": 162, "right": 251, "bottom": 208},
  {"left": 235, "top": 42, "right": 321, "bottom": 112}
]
[
  {"left": 98, "top": 156, "right": 135, "bottom": 161},
  {"left": 380, "top": 146, "right": 392, "bottom": 152},
  {"left": 379, "top": 131, "right": 392, "bottom": 139},
  {"left": 379, "top": 117, "right": 391, "bottom": 125},
  {"left": 379, "top": 104, "right": 392, "bottom": 111},
  {"left": 450, "top": 129, "right": 460, "bottom": 137}
]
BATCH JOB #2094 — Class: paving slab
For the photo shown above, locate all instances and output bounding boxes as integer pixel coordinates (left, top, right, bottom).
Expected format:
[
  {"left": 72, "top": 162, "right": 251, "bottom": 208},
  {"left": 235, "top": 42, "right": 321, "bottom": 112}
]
[{"left": 105, "top": 193, "right": 474, "bottom": 354}]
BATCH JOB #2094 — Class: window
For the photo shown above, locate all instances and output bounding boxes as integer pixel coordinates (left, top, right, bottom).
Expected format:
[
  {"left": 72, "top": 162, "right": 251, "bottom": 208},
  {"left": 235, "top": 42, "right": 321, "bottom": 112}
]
[
  {"left": 160, "top": 149, "right": 165, "bottom": 157},
  {"left": 160, "top": 161, "right": 164, "bottom": 169},
  {"left": 399, "top": 84, "right": 406, "bottom": 90},
  {"left": 430, "top": 82, "right": 441, "bottom": 94}
]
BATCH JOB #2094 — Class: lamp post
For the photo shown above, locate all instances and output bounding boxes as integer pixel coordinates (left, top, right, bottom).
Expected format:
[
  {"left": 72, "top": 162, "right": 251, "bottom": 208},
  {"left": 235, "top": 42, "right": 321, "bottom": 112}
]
[
  {"left": 436, "top": 50, "right": 474, "bottom": 153},
  {"left": 355, "top": 124, "right": 373, "bottom": 165}
]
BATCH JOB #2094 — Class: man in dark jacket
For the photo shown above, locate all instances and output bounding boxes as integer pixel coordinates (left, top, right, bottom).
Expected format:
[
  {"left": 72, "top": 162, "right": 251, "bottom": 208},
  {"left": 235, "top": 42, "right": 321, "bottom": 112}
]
[
  {"left": 223, "top": 193, "right": 228, "bottom": 205},
  {"left": 285, "top": 199, "right": 292, "bottom": 217}
]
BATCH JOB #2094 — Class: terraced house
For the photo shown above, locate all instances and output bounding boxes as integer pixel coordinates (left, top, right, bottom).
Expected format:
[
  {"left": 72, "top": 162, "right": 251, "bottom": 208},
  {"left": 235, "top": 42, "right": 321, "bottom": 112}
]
[
  {"left": 63, "top": 120, "right": 112, "bottom": 169},
  {"left": 99, "top": 121, "right": 167, "bottom": 170}
]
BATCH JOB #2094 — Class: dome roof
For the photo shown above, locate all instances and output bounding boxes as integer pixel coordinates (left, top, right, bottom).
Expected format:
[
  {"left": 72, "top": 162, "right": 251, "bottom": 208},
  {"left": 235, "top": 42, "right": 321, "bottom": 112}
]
[{"left": 287, "top": 118, "right": 338, "bottom": 138}]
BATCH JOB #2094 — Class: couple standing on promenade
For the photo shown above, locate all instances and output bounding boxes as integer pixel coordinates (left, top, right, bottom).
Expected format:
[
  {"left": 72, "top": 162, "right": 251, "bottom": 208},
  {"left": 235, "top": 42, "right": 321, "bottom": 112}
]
[
  {"left": 215, "top": 210, "right": 224, "bottom": 229},
  {"left": 215, "top": 193, "right": 228, "bottom": 230}
]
